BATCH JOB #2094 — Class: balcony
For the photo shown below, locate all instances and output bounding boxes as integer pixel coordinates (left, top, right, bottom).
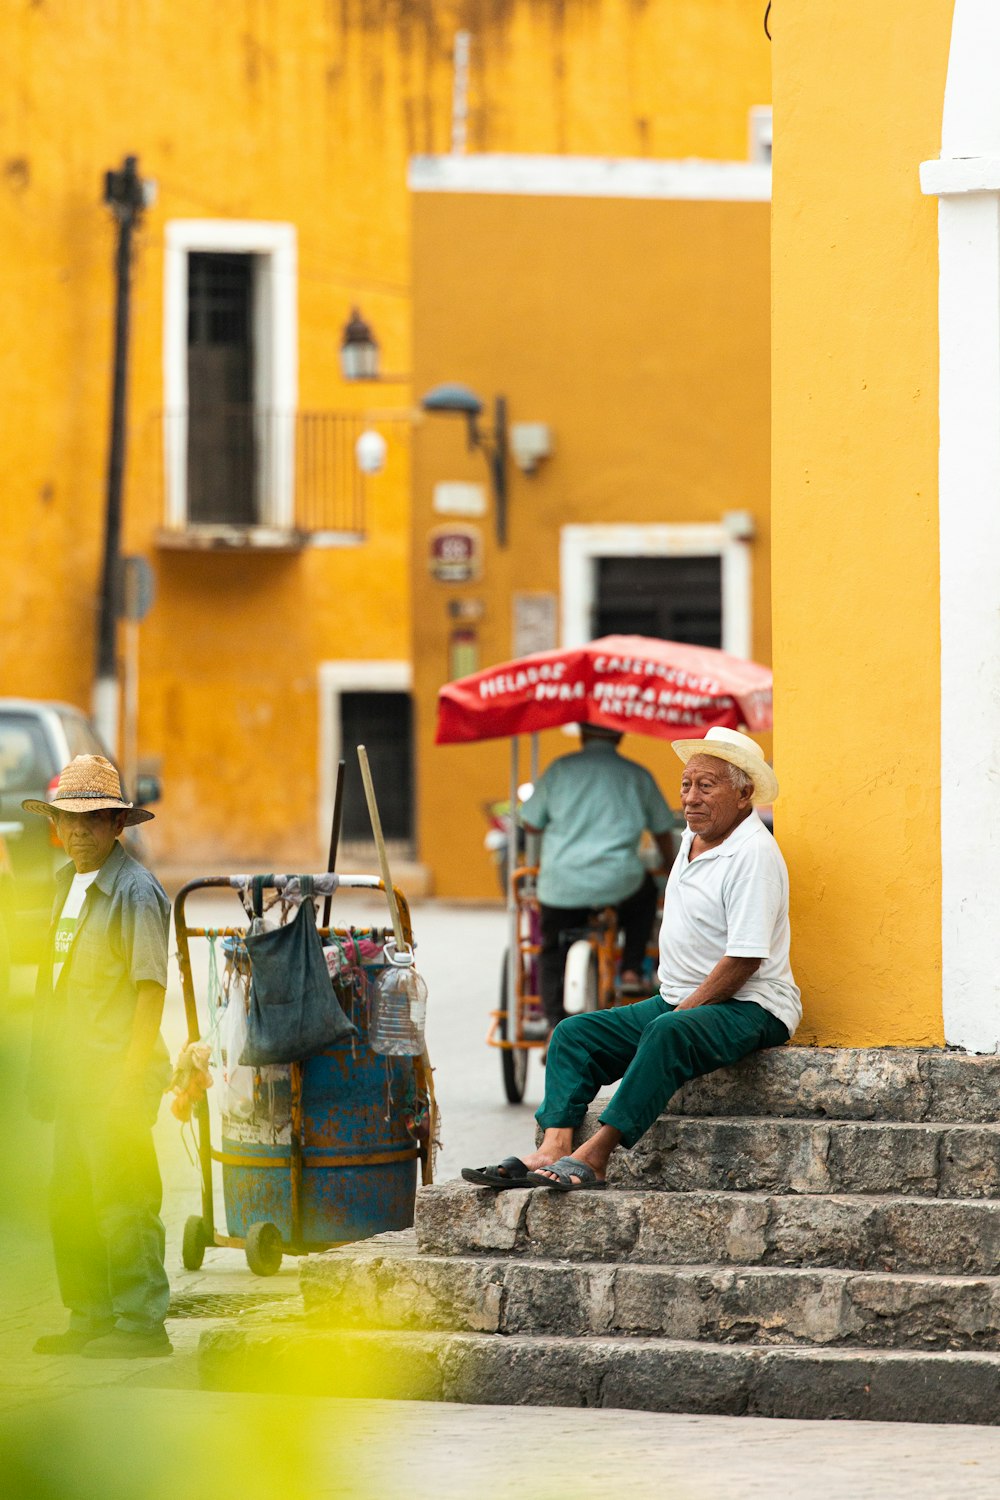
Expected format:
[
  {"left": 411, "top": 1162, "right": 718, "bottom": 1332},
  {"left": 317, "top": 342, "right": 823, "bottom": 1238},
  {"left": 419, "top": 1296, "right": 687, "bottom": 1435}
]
[{"left": 155, "top": 407, "right": 406, "bottom": 552}]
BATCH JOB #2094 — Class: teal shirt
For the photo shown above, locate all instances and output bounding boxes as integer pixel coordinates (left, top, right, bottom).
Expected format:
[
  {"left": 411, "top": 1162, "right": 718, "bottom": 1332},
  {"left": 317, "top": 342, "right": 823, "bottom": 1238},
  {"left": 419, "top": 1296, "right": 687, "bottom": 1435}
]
[{"left": 521, "top": 739, "right": 674, "bottom": 908}]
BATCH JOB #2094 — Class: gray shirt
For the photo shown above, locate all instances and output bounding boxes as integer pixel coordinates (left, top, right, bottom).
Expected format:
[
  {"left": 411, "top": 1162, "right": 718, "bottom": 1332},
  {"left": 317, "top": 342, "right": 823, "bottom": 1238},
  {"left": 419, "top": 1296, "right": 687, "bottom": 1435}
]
[{"left": 29, "top": 840, "right": 170, "bottom": 1115}]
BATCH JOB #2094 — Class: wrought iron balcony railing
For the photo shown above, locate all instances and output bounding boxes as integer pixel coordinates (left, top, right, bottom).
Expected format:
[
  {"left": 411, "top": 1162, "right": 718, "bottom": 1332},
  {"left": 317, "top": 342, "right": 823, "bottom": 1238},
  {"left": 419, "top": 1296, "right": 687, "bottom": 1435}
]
[{"left": 156, "top": 407, "right": 407, "bottom": 549}]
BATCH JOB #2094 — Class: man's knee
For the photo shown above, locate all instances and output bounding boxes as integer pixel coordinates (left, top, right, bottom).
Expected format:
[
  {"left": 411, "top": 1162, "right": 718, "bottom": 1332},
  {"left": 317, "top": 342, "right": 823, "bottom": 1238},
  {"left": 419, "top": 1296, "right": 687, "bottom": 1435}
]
[{"left": 547, "top": 1010, "right": 602, "bottom": 1057}]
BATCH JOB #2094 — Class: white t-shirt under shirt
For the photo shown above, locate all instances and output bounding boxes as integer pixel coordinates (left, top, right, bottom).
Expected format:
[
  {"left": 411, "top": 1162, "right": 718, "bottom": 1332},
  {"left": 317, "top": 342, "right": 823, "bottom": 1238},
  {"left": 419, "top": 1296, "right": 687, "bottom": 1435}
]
[
  {"left": 52, "top": 869, "right": 100, "bottom": 987},
  {"left": 658, "top": 811, "right": 801, "bottom": 1036}
]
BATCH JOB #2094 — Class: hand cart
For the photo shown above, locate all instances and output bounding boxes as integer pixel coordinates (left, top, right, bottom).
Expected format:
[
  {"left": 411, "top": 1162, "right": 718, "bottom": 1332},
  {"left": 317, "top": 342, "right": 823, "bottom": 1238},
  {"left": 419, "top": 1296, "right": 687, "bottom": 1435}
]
[{"left": 174, "top": 872, "right": 437, "bottom": 1276}]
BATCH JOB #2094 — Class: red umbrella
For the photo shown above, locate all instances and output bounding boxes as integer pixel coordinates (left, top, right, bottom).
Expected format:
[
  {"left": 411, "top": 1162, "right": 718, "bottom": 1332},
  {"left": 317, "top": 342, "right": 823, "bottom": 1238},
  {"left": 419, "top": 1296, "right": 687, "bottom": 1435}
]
[{"left": 435, "top": 635, "right": 772, "bottom": 745}]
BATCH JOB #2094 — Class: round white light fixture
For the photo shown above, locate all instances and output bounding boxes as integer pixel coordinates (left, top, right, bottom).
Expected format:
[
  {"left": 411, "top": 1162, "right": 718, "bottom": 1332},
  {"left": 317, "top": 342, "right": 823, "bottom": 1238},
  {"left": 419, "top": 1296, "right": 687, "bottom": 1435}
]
[{"left": 355, "top": 429, "right": 388, "bottom": 475}]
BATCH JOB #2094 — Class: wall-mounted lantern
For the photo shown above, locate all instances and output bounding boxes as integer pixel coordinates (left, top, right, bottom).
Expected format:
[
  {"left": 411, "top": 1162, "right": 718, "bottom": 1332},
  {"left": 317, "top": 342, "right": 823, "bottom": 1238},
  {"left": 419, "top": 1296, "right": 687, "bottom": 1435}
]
[{"left": 340, "top": 308, "right": 379, "bottom": 381}]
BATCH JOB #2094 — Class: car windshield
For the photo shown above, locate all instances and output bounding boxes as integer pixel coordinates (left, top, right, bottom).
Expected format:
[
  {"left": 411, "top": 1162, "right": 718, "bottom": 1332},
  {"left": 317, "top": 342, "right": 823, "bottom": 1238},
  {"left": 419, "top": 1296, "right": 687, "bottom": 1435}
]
[
  {"left": 0, "top": 714, "right": 55, "bottom": 793},
  {"left": 58, "top": 710, "right": 107, "bottom": 760}
]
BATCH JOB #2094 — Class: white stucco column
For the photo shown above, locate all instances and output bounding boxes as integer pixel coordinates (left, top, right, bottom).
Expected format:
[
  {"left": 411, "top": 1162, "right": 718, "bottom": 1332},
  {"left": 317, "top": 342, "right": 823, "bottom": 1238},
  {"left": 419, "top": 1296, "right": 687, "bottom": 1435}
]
[{"left": 921, "top": 0, "right": 1000, "bottom": 1051}]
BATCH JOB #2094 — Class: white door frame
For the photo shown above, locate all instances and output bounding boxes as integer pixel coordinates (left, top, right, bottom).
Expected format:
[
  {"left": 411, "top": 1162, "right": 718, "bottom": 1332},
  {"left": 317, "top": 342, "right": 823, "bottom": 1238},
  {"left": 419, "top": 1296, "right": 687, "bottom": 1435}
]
[
  {"left": 920, "top": 0, "right": 1000, "bottom": 1051},
  {"left": 163, "top": 220, "right": 298, "bottom": 528},
  {"left": 559, "top": 522, "right": 753, "bottom": 657}
]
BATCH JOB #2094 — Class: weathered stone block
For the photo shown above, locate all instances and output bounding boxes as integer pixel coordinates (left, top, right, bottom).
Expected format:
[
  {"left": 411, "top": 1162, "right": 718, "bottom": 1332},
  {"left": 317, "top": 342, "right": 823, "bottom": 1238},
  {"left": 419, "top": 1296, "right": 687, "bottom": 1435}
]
[
  {"left": 822, "top": 1122, "right": 941, "bottom": 1196},
  {"left": 415, "top": 1182, "right": 530, "bottom": 1254},
  {"left": 633, "top": 1190, "right": 770, "bottom": 1264},
  {"left": 927, "top": 1051, "right": 1000, "bottom": 1123},
  {"left": 938, "top": 1125, "right": 1000, "bottom": 1198},
  {"left": 667, "top": 1047, "right": 931, "bottom": 1121},
  {"left": 874, "top": 1199, "right": 1000, "bottom": 1276},
  {"left": 845, "top": 1271, "right": 1000, "bottom": 1350},
  {"left": 762, "top": 1193, "right": 880, "bottom": 1268},
  {"left": 523, "top": 1186, "right": 641, "bottom": 1260}
]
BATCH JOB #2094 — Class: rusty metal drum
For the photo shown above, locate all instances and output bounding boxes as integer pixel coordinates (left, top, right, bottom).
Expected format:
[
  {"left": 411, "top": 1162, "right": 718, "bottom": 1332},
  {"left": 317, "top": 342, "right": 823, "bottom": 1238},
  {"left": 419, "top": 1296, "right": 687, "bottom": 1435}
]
[{"left": 221, "top": 1002, "right": 420, "bottom": 1248}]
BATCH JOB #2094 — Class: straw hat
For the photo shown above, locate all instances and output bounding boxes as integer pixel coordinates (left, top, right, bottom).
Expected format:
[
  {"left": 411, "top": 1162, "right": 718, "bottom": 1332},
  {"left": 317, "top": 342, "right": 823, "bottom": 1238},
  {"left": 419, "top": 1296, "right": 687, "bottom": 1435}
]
[
  {"left": 22, "top": 754, "right": 154, "bottom": 825},
  {"left": 672, "top": 727, "right": 779, "bottom": 806}
]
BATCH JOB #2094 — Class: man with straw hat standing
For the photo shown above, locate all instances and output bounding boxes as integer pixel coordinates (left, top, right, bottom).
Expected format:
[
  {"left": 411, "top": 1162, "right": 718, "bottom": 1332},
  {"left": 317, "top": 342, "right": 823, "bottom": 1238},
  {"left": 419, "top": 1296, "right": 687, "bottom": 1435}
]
[
  {"left": 23, "top": 754, "right": 172, "bottom": 1358},
  {"left": 464, "top": 728, "right": 800, "bottom": 1191}
]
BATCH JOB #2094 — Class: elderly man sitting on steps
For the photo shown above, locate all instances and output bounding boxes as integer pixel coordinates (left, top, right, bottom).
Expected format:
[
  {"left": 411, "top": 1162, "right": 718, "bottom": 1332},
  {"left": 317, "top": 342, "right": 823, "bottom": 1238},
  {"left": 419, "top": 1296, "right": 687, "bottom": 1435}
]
[{"left": 463, "top": 727, "right": 800, "bottom": 1192}]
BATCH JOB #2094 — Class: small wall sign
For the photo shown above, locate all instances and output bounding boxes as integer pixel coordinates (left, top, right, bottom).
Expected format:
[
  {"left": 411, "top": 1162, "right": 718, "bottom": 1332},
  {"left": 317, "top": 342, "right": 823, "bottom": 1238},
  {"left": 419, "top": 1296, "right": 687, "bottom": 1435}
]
[
  {"left": 428, "top": 525, "right": 483, "bottom": 583},
  {"left": 433, "top": 481, "right": 487, "bottom": 518}
]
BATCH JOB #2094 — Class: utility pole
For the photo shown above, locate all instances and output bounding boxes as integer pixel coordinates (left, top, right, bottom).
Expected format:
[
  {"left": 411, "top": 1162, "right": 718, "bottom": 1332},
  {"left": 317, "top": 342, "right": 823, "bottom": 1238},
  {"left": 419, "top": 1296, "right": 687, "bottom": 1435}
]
[{"left": 94, "top": 155, "right": 150, "bottom": 753}]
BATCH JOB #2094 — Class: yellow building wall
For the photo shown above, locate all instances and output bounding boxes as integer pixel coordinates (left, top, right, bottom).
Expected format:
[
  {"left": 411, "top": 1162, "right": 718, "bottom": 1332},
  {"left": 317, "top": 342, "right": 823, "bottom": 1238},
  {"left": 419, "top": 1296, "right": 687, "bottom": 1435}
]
[
  {"left": 412, "top": 192, "right": 771, "bottom": 898},
  {"left": 771, "top": 3, "right": 951, "bottom": 1045},
  {"left": 0, "top": 0, "right": 769, "bottom": 871}
]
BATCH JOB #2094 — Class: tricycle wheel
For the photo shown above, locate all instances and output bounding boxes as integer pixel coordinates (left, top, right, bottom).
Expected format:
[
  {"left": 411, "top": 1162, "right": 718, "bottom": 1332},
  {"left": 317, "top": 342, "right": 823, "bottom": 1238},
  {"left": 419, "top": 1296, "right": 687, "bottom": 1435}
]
[
  {"left": 181, "top": 1215, "right": 207, "bottom": 1271},
  {"left": 499, "top": 952, "right": 528, "bottom": 1104},
  {"left": 245, "top": 1221, "right": 283, "bottom": 1277}
]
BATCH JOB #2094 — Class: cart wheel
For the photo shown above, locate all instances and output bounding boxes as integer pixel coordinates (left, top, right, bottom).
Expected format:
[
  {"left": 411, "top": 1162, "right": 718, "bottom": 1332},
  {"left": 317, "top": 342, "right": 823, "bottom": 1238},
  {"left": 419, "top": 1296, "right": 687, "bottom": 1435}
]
[
  {"left": 499, "top": 951, "right": 529, "bottom": 1104},
  {"left": 564, "top": 939, "right": 599, "bottom": 1013},
  {"left": 181, "top": 1215, "right": 207, "bottom": 1271},
  {"left": 245, "top": 1221, "right": 283, "bottom": 1277}
]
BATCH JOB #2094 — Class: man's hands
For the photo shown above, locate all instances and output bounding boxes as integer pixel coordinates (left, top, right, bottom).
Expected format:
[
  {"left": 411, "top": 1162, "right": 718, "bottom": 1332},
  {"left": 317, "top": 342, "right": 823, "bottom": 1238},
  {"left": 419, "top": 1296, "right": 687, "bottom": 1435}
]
[{"left": 674, "top": 954, "right": 763, "bottom": 1010}]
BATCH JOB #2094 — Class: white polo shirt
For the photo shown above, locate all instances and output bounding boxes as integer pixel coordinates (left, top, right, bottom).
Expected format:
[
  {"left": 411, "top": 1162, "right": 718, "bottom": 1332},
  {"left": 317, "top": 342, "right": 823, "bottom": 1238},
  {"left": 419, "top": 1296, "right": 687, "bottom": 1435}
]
[{"left": 658, "top": 811, "right": 801, "bottom": 1035}]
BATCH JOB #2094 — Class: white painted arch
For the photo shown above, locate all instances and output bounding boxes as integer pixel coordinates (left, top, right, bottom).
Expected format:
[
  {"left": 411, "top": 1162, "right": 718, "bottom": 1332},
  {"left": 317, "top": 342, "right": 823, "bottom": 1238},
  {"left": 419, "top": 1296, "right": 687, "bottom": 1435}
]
[{"left": 921, "top": 1, "right": 1000, "bottom": 1051}]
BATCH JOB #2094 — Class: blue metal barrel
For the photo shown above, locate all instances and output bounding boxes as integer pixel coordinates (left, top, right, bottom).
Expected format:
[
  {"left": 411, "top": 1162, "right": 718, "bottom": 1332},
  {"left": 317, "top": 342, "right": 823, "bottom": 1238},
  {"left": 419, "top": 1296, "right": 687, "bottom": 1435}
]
[{"left": 221, "top": 980, "right": 419, "bottom": 1248}]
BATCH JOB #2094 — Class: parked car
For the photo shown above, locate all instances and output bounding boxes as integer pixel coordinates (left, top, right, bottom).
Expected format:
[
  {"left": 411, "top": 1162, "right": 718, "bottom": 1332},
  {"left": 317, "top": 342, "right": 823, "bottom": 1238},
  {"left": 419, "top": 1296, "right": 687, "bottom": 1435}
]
[{"left": 0, "top": 699, "right": 161, "bottom": 961}]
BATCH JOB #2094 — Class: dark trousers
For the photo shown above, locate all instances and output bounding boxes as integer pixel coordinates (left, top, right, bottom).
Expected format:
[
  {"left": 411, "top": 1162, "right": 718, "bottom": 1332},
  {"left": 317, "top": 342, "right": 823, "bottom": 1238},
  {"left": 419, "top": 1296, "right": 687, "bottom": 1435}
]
[
  {"left": 536, "top": 993, "right": 789, "bottom": 1148},
  {"left": 50, "top": 1096, "right": 170, "bottom": 1334},
  {"left": 538, "top": 873, "right": 658, "bottom": 1029}
]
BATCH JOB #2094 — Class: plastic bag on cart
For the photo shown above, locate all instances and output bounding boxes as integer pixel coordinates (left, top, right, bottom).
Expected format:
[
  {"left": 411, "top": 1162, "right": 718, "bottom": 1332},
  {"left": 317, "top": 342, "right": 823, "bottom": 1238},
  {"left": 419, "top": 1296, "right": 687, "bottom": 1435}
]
[
  {"left": 240, "top": 895, "right": 357, "bottom": 1066},
  {"left": 219, "top": 988, "right": 255, "bottom": 1119}
]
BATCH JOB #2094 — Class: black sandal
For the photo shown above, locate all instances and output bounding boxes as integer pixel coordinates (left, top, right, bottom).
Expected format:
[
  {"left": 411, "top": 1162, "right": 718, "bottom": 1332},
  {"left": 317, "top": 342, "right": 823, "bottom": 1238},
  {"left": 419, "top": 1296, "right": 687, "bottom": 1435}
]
[{"left": 461, "top": 1156, "right": 536, "bottom": 1189}]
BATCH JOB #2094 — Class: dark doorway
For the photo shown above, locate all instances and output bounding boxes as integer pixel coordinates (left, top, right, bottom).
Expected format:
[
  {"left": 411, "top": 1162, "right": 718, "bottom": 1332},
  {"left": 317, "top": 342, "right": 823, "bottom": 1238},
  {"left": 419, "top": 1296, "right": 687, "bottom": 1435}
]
[
  {"left": 594, "top": 555, "right": 723, "bottom": 647},
  {"left": 186, "top": 251, "right": 257, "bottom": 525},
  {"left": 339, "top": 692, "right": 415, "bottom": 846}
]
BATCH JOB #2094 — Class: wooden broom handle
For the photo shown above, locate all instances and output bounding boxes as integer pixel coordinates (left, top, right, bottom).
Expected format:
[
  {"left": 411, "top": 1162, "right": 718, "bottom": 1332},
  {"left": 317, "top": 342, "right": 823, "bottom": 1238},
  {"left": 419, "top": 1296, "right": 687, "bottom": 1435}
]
[{"left": 357, "top": 744, "right": 407, "bottom": 951}]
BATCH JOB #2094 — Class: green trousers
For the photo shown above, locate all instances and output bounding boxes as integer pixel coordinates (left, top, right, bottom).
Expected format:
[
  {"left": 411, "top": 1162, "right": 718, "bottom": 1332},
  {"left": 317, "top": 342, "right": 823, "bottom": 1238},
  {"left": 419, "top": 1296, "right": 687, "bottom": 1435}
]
[{"left": 535, "top": 994, "right": 789, "bottom": 1148}]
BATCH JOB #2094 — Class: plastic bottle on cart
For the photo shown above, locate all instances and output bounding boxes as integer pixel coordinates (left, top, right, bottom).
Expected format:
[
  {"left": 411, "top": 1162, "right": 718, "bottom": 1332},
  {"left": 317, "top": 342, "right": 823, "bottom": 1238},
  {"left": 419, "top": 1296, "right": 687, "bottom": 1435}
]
[{"left": 371, "top": 942, "right": 428, "bottom": 1056}]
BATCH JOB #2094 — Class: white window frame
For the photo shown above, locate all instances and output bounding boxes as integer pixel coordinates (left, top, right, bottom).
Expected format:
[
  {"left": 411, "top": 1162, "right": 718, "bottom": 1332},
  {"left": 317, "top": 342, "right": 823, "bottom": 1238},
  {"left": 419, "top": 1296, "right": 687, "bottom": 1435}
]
[
  {"left": 559, "top": 522, "right": 753, "bottom": 658},
  {"left": 163, "top": 220, "right": 298, "bottom": 530},
  {"left": 317, "top": 661, "right": 413, "bottom": 850}
]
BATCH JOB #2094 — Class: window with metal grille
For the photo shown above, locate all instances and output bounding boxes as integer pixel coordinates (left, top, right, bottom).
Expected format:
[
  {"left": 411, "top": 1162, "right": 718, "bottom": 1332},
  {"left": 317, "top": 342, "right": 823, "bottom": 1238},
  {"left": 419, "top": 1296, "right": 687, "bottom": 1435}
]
[{"left": 594, "top": 555, "right": 723, "bottom": 647}]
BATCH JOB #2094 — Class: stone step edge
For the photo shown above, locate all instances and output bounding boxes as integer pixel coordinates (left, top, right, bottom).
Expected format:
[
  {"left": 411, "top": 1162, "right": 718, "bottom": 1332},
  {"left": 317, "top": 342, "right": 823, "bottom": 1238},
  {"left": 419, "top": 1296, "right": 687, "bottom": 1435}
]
[
  {"left": 303, "top": 1242, "right": 1000, "bottom": 1290},
  {"left": 300, "top": 1243, "right": 1000, "bottom": 1347},
  {"left": 637, "top": 1048, "right": 1000, "bottom": 1125},
  {"left": 581, "top": 1113, "right": 1000, "bottom": 1132},
  {"left": 197, "top": 1325, "right": 1000, "bottom": 1424},
  {"left": 422, "top": 1183, "right": 1000, "bottom": 1210},
  {"left": 413, "top": 1185, "right": 1000, "bottom": 1275}
]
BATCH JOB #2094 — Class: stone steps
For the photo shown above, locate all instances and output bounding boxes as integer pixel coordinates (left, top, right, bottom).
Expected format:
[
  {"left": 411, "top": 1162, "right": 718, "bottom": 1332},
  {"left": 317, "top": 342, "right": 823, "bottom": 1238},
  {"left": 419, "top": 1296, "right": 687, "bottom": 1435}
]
[
  {"left": 416, "top": 1182, "right": 1000, "bottom": 1276},
  {"left": 198, "top": 1324, "right": 1000, "bottom": 1425},
  {"left": 298, "top": 1231, "right": 1000, "bottom": 1350},
  {"left": 572, "top": 1113, "right": 1000, "bottom": 1197},
  {"left": 194, "top": 1047, "right": 1000, "bottom": 1424}
]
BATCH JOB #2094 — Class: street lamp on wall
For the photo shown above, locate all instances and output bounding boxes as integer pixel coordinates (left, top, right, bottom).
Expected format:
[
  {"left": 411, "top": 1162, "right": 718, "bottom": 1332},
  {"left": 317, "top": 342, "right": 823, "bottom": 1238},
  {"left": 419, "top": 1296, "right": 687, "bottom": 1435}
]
[
  {"left": 340, "top": 307, "right": 379, "bottom": 380},
  {"left": 421, "top": 383, "right": 509, "bottom": 546}
]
